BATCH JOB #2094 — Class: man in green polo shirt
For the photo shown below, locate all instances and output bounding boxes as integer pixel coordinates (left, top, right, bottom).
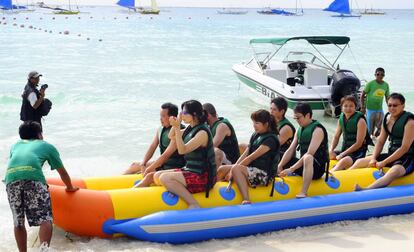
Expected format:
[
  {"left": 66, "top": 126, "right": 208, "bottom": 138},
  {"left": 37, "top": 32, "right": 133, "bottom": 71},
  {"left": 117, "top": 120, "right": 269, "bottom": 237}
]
[
  {"left": 5, "top": 121, "right": 78, "bottom": 252},
  {"left": 360, "top": 67, "right": 390, "bottom": 138}
]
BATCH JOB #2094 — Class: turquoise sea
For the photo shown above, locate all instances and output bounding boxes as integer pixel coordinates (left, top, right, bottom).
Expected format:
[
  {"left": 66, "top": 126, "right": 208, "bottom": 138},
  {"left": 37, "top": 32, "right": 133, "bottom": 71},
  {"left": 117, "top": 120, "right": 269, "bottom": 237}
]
[{"left": 1, "top": 6, "right": 414, "bottom": 251}]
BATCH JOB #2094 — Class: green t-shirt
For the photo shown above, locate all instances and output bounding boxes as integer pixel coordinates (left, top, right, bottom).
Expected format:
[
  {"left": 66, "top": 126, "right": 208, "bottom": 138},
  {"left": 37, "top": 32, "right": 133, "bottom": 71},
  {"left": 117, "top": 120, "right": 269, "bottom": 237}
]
[
  {"left": 5, "top": 140, "right": 64, "bottom": 184},
  {"left": 364, "top": 80, "right": 390, "bottom": 110}
]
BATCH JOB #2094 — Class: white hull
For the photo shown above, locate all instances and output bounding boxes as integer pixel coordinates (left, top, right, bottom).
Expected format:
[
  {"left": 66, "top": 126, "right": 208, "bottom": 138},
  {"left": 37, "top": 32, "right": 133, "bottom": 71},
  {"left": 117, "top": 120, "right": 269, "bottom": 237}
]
[{"left": 232, "top": 61, "right": 332, "bottom": 110}]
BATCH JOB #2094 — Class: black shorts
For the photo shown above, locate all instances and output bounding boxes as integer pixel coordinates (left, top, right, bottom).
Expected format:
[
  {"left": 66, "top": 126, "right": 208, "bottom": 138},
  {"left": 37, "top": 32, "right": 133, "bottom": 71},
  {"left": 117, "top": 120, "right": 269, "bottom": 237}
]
[
  {"left": 377, "top": 153, "right": 414, "bottom": 176},
  {"left": 335, "top": 149, "right": 367, "bottom": 163},
  {"left": 283, "top": 157, "right": 326, "bottom": 180}
]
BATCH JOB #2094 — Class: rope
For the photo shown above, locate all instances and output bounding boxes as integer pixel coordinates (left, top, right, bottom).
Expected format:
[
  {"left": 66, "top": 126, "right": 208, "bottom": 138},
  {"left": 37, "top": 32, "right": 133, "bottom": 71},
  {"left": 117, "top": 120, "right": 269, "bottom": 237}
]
[{"left": 348, "top": 45, "right": 367, "bottom": 84}]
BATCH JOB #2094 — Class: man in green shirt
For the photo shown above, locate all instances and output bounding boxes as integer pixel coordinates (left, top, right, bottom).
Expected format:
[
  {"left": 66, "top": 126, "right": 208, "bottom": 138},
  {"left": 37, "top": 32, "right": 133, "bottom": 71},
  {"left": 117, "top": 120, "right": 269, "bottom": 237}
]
[
  {"left": 360, "top": 67, "right": 390, "bottom": 138},
  {"left": 5, "top": 121, "right": 78, "bottom": 252}
]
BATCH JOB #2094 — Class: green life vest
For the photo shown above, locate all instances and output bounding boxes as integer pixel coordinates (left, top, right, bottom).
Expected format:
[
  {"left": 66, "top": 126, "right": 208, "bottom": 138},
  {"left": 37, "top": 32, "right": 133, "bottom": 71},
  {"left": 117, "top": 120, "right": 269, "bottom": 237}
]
[
  {"left": 297, "top": 120, "right": 329, "bottom": 162},
  {"left": 182, "top": 124, "right": 217, "bottom": 198},
  {"left": 339, "top": 111, "right": 371, "bottom": 152},
  {"left": 158, "top": 126, "right": 186, "bottom": 170},
  {"left": 182, "top": 124, "right": 216, "bottom": 177},
  {"left": 248, "top": 132, "right": 280, "bottom": 177},
  {"left": 277, "top": 117, "right": 296, "bottom": 154},
  {"left": 210, "top": 117, "right": 240, "bottom": 164},
  {"left": 384, "top": 111, "right": 414, "bottom": 155}
]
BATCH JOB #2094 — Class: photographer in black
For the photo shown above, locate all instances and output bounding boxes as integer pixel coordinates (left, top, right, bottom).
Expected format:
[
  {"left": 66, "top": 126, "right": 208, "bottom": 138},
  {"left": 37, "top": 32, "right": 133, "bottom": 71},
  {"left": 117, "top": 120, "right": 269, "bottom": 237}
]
[{"left": 20, "top": 71, "right": 52, "bottom": 128}]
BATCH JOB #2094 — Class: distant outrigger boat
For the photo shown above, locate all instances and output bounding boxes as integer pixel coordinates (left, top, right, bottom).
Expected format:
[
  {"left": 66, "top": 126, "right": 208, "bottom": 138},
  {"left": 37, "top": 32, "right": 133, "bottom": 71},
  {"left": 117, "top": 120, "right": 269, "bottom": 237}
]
[
  {"left": 324, "top": 0, "right": 361, "bottom": 18},
  {"left": 257, "top": 0, "right": 303, "bottom": 16},
  {"left": 117, "top": 0, "right": 159, "bottom": 15},
  {"left": 217, "top": 8, "right": 248, "bottom": 15},
  {"left": 0, "top": 0, "right": 29, "bottom": 13},
  {"left": 53, "top": 0, "right": 79, "bottom": 15},
  {"left": 117, "top": 0, "right": 141, "bottom": 12},
  {"left": 360, "top": 7, "right": 385, "bottom": 15},
  {"left": 232, "top": 36, "right": 362, "bottom": 117},
  {"left": 139, "top": 0, "right": 160, "bottom": 15}
]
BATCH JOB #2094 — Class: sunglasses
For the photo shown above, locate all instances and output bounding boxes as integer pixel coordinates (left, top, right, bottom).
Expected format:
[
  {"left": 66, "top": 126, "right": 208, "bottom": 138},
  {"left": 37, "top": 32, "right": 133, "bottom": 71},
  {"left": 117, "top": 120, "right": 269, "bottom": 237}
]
[
  {"left": 181, "top": 110, "right": 190, "bottom": 115},
  {"left": 387, "top": 103, "right": 401, "bottom": 108},
  {"left": 375, "top": 73, "right": 385, "bottom": 76}
]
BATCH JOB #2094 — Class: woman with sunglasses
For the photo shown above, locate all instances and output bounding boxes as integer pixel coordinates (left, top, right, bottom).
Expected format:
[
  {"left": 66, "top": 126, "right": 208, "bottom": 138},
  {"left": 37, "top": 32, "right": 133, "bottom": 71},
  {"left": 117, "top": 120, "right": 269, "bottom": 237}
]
[
  {"left": 351, "top": 93, "right": 414, "bottom": 191},
  {"left": 360, "top": 67, "right": 390, "bottom": 138},
  {"left": 217, "top": 110, "right": 279, "bottom": 205},
  {"left": 329, "top": 95, "right": 371, "bottom": 171},
  {"left": 153, "top": 100, "right": 216, "bottom": 209}
]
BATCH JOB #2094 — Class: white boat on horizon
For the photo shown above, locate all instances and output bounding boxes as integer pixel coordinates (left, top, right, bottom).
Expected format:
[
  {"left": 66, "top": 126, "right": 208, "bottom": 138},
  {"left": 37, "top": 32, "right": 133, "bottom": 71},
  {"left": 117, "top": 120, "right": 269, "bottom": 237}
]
[
  {"left": 232, "top": 36, "right": 362, "bottom": 117},
  {"left": 360, "top": 7, "right": 386, "bottom": 15},
  {"left": 257, "top": 0, "right": 304, "bottom": 16},
  {"left": 217, "top": 8, "right": 248, "bottom": 15}
]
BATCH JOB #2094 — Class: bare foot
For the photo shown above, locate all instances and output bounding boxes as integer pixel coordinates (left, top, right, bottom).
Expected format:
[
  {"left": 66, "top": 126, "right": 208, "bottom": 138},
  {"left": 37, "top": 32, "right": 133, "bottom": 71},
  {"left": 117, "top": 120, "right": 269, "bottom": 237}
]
[
  {"left": 188, "top": 204, "right": 201, "bottom": 209},
  {"left": 241, "top": 200, "right": 251, "bottom": 205},
  {"left": 354, "top": 184, "right": 365, "bottom": 191},
  {"left": 295, "top": 193, "right": 307, "bottom": 199}
]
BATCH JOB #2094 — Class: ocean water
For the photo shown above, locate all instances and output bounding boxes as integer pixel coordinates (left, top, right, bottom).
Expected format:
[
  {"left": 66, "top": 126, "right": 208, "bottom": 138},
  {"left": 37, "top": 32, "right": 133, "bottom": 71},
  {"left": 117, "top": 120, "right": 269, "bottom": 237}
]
[{"left": 1, "top": 6, "right": 414, "bottom": 251}]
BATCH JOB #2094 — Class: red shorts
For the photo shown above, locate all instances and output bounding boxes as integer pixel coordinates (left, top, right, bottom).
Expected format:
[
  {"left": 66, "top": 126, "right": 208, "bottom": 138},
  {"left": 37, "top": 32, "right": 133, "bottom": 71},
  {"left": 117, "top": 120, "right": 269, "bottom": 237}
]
[{"left": 175, "top": 169, "right": 212, "bottom": 194}]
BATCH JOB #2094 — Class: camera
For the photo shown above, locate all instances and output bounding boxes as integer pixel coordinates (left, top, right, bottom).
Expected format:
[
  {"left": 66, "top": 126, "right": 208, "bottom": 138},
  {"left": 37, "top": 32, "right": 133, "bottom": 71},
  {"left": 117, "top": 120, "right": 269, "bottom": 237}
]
[{"left": 40, "top": 84, "right": 48, "bottom": 90}]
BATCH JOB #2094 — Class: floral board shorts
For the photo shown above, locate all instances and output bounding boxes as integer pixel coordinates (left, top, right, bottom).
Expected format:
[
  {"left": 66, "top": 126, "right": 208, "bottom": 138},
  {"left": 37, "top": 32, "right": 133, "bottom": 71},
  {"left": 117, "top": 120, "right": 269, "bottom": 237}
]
[
  {"left": 246, "top": 167, "right": 269, "bottom": 187},
  {"left": 6, "top": 180, "right": 53, "bottom": 227}
]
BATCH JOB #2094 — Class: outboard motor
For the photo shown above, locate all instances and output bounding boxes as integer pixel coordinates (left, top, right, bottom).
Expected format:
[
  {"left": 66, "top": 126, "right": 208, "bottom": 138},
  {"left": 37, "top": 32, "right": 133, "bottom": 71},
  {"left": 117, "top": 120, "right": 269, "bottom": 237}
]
[{"left": 330, "top": 70, "right": 361, "bottom": 117}]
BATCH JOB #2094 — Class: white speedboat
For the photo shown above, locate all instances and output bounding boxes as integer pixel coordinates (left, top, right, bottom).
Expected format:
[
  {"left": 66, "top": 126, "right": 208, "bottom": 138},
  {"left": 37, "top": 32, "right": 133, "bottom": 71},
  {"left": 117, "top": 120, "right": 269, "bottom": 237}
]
[{"left": 232, "top": 36, "right": 361, "bottom": 116}]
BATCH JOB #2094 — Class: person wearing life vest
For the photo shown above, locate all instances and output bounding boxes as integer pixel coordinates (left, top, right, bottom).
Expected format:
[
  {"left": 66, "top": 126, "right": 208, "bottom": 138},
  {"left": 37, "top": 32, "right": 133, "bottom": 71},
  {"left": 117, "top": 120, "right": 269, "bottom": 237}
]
[
  {"left": 20, "top": 71, "right": 46, "bottom": 127},
  {"left": 270, "top": 97, "right": 295, "bottom": 157},
  {"left": 153, "top": 100, "right": 216, "bottom": 209},
  {"left": 330, "top": 95, "right": 371, "bottom": 171},
  {"left": 124, "top": 103, "right": 185, "bottom": 186},
  {"left": 203, "top": 103, "right": 240, "bottom": 166},
  {"left": 351, "top": 93, "right": 414, "bottom": 191},
  {"left": 217, "top": 110, "right": 280, "bottom": 205},
  {"left": 278, "top": 103, "right": 329, "bottom": 198}
]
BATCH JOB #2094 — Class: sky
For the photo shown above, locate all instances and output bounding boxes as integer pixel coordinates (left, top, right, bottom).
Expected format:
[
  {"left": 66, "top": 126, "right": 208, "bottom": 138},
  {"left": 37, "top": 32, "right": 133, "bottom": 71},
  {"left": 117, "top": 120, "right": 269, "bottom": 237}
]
[{"left": 41, "top": 0, "right": 414, "bottom": 9}]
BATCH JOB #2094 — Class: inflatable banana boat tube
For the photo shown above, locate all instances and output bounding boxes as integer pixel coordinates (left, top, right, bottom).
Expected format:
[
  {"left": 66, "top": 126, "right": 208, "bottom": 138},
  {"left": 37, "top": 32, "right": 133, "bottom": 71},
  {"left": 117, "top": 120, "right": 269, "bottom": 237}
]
[
  {"left": 104, "top": 184, "right": 414, "bottom": 244},
  {"left": 47, "top": 168, "right": 414, "bottom": 238}
]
